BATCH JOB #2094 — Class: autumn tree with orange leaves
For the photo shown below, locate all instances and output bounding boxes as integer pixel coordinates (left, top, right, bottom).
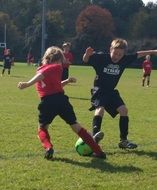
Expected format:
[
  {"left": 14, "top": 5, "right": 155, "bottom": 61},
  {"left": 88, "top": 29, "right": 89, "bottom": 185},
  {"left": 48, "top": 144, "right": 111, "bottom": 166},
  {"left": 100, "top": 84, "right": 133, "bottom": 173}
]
[{"left": 75, "top": 5, "right": 115, "bottom": 49}]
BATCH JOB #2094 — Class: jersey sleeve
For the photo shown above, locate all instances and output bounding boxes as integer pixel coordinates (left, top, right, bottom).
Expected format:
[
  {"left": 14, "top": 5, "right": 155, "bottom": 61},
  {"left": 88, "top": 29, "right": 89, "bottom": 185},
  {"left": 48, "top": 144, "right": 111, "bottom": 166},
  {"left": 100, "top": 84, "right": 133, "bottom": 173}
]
[{"left": 88, "top": 52, "right": 105, "bottom": 67}]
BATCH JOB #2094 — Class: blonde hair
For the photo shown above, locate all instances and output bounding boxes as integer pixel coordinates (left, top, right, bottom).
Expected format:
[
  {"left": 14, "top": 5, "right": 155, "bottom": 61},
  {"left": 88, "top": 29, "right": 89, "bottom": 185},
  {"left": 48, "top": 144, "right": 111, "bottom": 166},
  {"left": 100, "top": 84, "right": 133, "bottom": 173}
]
[
  {"left": 111, "top": 38, "right": 128, "bottom": 51},
  {"left": 62, "top": 42, "right": 71, "bottom": 48},
  {"left": 42, "top": 46, "right": 65, "bottom": 65},
  {"left": 146, "top": 55, "right": 150, "bottom": 60}
]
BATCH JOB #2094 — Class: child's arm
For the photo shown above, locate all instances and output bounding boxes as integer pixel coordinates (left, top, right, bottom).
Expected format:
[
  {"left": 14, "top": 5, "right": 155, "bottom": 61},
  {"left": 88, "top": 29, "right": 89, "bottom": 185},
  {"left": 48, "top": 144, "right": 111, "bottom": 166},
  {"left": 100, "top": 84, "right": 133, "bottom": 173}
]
[
  {"left": 18, "top": 73, "right": 44, "bottom": 89},
  {"left": 61, "top": 77, "right": 77, "bottom": 87},
  {"left": 137, "top": 50, "right": 157, "bottom": 58},
  {"left": 83, "top": 47, "right": 94, "bottom": 63}
]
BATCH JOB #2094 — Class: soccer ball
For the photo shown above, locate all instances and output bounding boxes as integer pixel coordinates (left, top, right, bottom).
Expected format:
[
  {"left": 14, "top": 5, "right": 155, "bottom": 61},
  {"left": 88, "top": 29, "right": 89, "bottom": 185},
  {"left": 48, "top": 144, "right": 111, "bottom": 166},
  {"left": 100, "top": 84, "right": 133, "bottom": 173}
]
[{"left": 75, "top": 137, "right": 93, "bottom": 156}]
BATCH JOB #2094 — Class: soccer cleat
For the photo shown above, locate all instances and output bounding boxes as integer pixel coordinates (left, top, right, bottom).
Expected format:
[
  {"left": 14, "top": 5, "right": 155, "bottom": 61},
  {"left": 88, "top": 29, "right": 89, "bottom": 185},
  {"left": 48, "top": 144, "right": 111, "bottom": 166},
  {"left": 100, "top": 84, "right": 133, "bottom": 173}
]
[
  {"left": 93, "top": 131, "right": 104, "bottom": 144},
  {"left": 44, "top": 148, "right": 54, "bottom": 160},
  {"left": 92, "top": 151, "right": 106, "bottom": 159},
  {"left": 118, "top": 140, "right": 137, "bottom": 149}
]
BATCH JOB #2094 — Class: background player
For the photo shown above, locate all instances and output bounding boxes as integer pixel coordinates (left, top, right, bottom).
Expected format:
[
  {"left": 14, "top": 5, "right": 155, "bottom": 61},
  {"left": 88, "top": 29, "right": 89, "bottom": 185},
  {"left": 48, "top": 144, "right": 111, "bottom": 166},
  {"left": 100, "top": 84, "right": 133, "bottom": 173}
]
[{"left": 142, "top": 55, "right": 152, "bottom": 87}]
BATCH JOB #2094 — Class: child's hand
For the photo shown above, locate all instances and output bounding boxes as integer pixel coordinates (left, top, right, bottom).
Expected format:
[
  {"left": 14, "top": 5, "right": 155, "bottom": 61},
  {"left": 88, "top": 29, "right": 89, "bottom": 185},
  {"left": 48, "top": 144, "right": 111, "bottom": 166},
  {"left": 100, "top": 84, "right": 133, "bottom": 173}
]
[
  {"left": 86, "top": 47, "right": 94, "bottom": 56},
  {"left": 68, "top": 77, "right": 77, "bottom": 83},
  {"left": 17, "top": 82, "right": 28, "bottom": 89}
]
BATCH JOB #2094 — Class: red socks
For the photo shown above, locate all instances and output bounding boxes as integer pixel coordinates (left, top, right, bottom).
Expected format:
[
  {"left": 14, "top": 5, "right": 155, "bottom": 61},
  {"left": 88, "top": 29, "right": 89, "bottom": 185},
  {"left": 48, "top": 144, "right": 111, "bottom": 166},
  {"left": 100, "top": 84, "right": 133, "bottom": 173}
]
[
  {"left": 38, "top": 128, "right": 52, "bottom": 150},
  {"left": 78, "top": 128, "right": 102, "bottom": 154},
  {"left": 38, "top": 127, "right": 103, "bottom": 155}
]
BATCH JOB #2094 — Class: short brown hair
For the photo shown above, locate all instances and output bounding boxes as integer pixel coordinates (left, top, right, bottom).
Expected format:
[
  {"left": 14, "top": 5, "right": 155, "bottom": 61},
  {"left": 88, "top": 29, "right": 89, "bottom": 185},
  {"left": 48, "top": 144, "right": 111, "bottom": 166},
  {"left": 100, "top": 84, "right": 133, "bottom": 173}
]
[{"left": 111, "top": 38, "right": 128, "bottom": 51}]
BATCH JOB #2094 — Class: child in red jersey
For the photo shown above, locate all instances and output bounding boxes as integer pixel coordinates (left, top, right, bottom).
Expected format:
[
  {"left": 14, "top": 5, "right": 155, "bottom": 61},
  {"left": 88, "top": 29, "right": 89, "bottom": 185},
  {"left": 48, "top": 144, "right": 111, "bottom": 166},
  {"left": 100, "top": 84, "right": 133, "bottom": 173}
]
[
  {"left": 27, "top": 51, "right": 34, "bottom": 66},
  {"left": 142, "top": 55, "right": 152, "bottom": 87},
  {"left": 18, "top": 46, "right": 105, "bottom": 160},
  {"left": 62, "top": 42, "right": 74, "bottom": 80}
]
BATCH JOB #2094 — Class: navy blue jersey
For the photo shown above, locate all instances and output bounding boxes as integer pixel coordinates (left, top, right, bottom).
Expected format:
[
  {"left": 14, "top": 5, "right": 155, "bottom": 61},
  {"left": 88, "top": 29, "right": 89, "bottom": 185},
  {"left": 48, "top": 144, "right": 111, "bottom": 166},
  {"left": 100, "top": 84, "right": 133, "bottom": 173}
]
[
  {"left": 88, "top": 52, "right": 137, "bottom": 91},
  {"left": 3, "top": 54, "right": 13, "bottom": 67}
]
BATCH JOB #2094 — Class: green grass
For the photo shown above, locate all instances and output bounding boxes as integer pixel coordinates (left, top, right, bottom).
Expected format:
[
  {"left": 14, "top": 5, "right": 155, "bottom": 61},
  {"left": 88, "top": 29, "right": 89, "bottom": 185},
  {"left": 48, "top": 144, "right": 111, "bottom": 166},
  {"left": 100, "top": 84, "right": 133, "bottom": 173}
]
[{"left": 0, "top": 63, "right": 157, "bottom": 190}]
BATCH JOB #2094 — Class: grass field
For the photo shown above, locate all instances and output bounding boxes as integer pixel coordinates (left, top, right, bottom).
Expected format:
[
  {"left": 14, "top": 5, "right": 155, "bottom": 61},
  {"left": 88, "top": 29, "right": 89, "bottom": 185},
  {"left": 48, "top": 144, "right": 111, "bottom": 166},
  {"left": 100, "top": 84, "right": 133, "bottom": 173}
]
[{"left": 0, "top": 63, "right": 157, "bottom": 190}]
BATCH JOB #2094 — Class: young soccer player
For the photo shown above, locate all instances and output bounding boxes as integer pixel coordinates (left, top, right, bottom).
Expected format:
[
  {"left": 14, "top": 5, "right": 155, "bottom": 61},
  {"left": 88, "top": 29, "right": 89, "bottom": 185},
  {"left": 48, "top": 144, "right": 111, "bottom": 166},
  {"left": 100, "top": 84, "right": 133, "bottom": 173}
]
[
  {"left": 62, "top": 42, "right": 74, "bottom": 80},
  {"left": 142, "top": 55, "right": 152, "bottom": 87},
  {"left": 83, "top": 38, "right": 157, "bottom": 149},
  {"left": 1, "top": 49, "right": 14, "bottom": 76},
  {"left": 27, "top": 51, "right": 34, "bottom": 66},
  {"left": 18, "top": 46, "right": 106, "bottom": 160}
]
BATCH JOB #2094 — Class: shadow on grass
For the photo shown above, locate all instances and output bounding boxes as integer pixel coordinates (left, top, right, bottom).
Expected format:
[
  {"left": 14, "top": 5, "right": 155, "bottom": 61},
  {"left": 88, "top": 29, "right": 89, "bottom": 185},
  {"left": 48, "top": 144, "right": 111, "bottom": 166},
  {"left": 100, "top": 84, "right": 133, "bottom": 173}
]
[
  {"left": 53, "top": 157, "right": 142, "bottom": 173},
  {"left": 132, "top": 150, "right": 157, "bottom": 160},
  {"left": 110, "top": 149, "right": 157, "bottom": 160}
]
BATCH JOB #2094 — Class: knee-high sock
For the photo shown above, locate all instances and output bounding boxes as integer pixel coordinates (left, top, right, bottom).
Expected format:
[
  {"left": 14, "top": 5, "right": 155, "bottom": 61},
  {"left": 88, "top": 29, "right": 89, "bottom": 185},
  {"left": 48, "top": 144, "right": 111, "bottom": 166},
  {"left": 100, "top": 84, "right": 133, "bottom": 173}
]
[
  {"left": 78, "top": 128, "right": 102, "bottom": 154},
  {"left": 38, "top": 128, "right": 52, "bottom": 150},
  {"left": 119, "top": 116, "right": 129, "bottom": 140},
  {"left": 92, "top": 115, "right": 102, "bottom": 135}
]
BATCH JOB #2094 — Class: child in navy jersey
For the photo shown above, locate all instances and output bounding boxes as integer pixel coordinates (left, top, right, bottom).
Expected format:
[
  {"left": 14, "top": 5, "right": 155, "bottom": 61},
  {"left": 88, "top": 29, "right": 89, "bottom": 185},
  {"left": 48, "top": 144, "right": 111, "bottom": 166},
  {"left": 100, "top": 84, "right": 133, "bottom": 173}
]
[
  {"left": 83, "top": 38, "right": 157, "bottom": 149},
  {"left": 1, "top": 49, "right": 14, "bottom": 76},
  {"left": 18, "top": 46, "right": 106, "bottom": 160}
]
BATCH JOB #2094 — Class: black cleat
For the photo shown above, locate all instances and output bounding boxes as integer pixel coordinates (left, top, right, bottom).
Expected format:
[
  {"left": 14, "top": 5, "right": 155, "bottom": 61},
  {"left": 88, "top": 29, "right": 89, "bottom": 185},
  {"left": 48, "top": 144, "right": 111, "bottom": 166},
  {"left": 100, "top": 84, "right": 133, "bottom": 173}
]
[
  {"left": 44, "top": 148, "right": 54, "bottom": 160},
  {"left": 93, "top": 131, "right": 104, "bottom": 144},
  {"left": 118, "top": 140, "right": 138, "bottom": 149},
  {"left": 92, "top": 151, "right": 106, "bottom": 159}
]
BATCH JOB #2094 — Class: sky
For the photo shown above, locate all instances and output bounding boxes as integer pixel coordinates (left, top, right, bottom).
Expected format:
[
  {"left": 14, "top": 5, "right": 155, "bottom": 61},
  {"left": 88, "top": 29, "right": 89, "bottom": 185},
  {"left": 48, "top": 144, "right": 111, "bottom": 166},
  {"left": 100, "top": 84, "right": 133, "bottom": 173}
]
[{"left": 142, "top": 0, "right": 157, "bottom": 4}]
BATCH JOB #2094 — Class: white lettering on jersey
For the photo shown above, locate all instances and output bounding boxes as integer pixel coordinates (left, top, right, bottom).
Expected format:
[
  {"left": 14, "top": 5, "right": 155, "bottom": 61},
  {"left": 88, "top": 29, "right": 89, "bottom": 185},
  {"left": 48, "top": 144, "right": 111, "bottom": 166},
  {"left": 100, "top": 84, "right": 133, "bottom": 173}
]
[
  {"left": 103, "top": 64, "right": 120, "bottom": 75},
  {"left": 41, "top": 80, "right": 46, "bottom": 88}
]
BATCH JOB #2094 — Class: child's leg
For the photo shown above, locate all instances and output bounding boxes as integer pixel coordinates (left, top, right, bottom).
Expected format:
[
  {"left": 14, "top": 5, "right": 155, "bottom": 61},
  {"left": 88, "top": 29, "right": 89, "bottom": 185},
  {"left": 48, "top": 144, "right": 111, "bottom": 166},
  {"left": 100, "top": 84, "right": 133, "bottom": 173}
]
[
  {"left": 147, "top": 75, "right": 150, "bottom": 86},
  {"left": 8, "top": 69, "right": 11, "bottom": 75},
  {"left": 119, "top": 116, "right": 129, "bottom": 140},
  {"left": 37, "top": 124, "right": 53, "bottom": 150},
  {"left": 92, "top": 107, "right": 104, "bottom": 135},
  {"left": 117, "top": 105, "right": 128, "bottom": 140},
  {"left": 142, "top": 76, "right": 145, "bottom": 86},
  {"left": 71, "top": 123, "right": 105, "bottom": 157},
  {"left": 117, "top": 105, "right": 137, "bottom": 149},
  {"left": 2, "top": 68, "right": 5, "bottom": 75}
]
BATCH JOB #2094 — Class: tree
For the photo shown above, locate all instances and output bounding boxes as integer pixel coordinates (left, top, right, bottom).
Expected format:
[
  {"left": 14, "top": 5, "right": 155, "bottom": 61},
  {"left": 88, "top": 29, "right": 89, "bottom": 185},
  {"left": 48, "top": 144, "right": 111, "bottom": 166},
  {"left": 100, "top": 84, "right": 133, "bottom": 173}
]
[
  {"left": 76, "top": 5, "right": 115, "bottom": 49},
  {"left": 0, "top": 11, "right": 23, "bottom": 59}
]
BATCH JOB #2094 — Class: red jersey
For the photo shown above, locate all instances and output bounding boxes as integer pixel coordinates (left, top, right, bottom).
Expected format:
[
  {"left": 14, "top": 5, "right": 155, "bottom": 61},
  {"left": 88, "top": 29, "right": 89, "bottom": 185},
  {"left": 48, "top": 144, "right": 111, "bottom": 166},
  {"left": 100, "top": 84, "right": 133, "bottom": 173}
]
[
  {"left": 142, "top": 60, "right": 152, "bottom": 74},
  {"left": 63, "top": 52, "right": 74, "bottom": 68},
  {"left": 35, "top": 64, "right": 64, "bottom": 98}
]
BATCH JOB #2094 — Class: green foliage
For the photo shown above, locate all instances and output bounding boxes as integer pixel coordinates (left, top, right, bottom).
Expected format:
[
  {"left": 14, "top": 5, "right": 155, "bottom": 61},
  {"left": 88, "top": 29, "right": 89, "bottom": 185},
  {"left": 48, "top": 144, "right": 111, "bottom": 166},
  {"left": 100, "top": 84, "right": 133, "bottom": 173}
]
[
  {"left": 0, "top": 0, "right": 157, "bottom": 61},
  {"left": 0, "top": 11, "right": 23, "bottom": 53},
  {"left": 0, "top": 64, "right": 157, "bottom": 190}
]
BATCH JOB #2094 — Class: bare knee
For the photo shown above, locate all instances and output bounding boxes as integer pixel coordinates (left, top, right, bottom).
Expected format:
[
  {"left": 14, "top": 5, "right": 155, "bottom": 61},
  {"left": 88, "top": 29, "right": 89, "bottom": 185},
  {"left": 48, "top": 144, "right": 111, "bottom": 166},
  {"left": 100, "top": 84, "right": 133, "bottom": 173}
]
[
  {"left": 70, "top": 122, "right": 82, "bottom": 133},
  {"left": 117, "top": 105, "right": 128, "bottom": 116},
  {"left": 94, "top": 106, "right": 104, "bottom": 117},
  {"left": 38, "top": 123, "right": 49, "bottom": 130}
]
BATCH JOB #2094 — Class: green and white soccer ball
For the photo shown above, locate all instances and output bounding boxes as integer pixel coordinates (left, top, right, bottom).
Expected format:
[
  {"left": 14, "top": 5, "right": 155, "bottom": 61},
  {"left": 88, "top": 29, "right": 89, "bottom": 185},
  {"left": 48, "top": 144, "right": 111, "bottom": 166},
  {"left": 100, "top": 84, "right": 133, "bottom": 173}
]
[{"left": 75, "top": 137, "right": 93, "bottom": 156}]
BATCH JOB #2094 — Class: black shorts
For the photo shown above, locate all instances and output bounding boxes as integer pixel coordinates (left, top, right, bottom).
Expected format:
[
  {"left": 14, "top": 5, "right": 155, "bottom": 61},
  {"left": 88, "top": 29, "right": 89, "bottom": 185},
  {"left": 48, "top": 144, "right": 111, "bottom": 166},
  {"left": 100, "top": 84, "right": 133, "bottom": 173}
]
[
  {"left": 90, "top": 88, "right": 125, "bottom": 118},
  {"left": 38, "top": 93, "right": 77, "bottom": 126},
  {"left": 4, "top": 63, "right": 11, "bottom": 69},
  {"left": 143, "top": 73, "right": 150, "bottom": 77}
]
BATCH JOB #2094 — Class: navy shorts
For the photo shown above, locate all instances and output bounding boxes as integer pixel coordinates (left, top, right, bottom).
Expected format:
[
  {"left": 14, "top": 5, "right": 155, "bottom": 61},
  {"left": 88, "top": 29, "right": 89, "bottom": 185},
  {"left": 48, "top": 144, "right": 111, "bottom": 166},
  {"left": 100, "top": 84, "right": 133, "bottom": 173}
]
[
  {"left": 4, "top": 63, "right": 11, "bottom": 69},
  {"left": 91, "top": 88, "right": 125, "bottom": 118},
  {"left": 38, "top": 93, "right": 77, "bottom": 126}
]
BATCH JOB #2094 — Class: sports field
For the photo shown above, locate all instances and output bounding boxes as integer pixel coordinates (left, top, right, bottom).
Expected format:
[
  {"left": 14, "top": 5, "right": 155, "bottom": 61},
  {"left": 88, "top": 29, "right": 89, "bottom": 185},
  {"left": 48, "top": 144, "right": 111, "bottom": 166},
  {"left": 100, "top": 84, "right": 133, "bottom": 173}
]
[{"left": 0, "top": 63, "right": 157, "bottom": 190}]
